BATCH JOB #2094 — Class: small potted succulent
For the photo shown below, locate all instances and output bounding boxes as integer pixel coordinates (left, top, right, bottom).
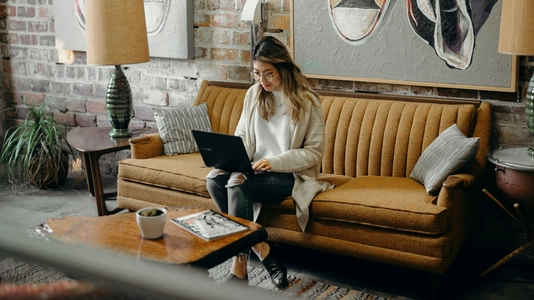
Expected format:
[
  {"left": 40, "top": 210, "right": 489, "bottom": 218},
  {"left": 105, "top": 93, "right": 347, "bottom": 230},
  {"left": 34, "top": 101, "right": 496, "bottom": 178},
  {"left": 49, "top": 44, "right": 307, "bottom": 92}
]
[{"left": 0, "top": 104, "right": 70, "bottom": 192}]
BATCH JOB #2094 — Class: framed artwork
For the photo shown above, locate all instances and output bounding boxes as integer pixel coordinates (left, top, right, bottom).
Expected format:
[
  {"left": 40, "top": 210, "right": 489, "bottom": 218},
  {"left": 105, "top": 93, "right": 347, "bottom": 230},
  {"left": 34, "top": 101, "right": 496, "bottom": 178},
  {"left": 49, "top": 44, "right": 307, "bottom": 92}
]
[
  {"left": 54, "top": 0, "right": 194, "bottom": 60},
  {"left": 291, "top": 0, "right": 517, "bottom": 92}
]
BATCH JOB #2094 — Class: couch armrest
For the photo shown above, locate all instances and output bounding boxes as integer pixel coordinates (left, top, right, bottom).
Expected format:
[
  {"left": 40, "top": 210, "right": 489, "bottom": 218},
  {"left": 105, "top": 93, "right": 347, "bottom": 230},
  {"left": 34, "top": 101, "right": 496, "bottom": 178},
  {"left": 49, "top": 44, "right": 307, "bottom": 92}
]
[
  {"left": 436, "top": 174, "right": 475, "bottom": 209},
  {"left": 129, "top": 133, "right": 164, "bottom": 159},
  {"left": 442, "top": 174, "right": 475, "bottom": 189}
]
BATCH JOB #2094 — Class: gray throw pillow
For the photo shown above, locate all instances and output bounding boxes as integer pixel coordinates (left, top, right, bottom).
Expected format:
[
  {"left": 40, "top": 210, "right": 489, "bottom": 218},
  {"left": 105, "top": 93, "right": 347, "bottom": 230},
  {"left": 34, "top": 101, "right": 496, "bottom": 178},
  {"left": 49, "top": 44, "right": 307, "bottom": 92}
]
[
  {"left": 153, "top": 102, "right": 212, "bottom": 155},
  {"left": 410, "top": 123, "right": 479, "bottom": 194}
]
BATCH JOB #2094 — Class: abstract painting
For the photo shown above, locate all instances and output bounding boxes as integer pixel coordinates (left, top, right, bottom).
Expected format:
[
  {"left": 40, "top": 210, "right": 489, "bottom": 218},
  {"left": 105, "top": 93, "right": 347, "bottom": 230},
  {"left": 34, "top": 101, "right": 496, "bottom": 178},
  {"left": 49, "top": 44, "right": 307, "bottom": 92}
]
[{"left": 293, "top": 0, "right": 517, "bottom": 92}]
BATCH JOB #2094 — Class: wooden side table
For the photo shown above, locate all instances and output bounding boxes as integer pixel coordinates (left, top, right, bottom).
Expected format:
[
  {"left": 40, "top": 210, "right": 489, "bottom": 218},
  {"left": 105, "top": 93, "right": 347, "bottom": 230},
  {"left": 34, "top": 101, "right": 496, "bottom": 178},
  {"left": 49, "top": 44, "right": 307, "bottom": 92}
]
[
  {"left": 481, "top": 147, "right": 534, "bottom": 276},
  {"left": 66, "top": 127, "right": 158, "bottom": 216}
]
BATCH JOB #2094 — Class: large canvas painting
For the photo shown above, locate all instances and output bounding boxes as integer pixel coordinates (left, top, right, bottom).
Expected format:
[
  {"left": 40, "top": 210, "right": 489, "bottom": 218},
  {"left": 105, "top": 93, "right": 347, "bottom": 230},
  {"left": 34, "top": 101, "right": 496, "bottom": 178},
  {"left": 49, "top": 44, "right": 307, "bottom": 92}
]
[
  {"left": 292, "top": 0, "right": 517, "bottom": 92},
  {"left": 54, "top": 0, "right": 194, "bottom": 60}
]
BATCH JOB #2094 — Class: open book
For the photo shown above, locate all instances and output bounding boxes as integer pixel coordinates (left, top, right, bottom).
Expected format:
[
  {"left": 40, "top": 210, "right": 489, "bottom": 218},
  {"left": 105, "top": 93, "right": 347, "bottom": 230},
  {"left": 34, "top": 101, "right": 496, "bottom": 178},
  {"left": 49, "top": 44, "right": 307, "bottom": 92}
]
[{"left": 170, "top": 209, "right": 249, "bottom": 241}]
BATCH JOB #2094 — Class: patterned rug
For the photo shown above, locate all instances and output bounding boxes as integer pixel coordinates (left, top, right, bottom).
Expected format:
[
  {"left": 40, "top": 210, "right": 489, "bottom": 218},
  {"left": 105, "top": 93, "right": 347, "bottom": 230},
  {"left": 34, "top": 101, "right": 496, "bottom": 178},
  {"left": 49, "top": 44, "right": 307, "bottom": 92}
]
[
  {"left": 208, "top": 259, "right": 390, "bottom": 300},
  {"left": 0, "top": 257, "right": 115, "bottom": 299}
]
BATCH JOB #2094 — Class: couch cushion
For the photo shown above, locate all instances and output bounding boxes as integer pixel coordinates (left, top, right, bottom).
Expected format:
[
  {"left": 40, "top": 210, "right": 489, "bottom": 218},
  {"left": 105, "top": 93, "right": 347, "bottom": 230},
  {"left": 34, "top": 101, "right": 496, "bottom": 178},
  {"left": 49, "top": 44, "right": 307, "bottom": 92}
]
[
  {"left": 152, "top": 103, "right": 212, "bottom": 155},
  {"left": 410, "top": 123, "right": 479, "bottom": 194},
  {"left": 312, "top": 176, "right": 447, "bottom": 235},
  {"left": 118, "top": 153, "right": 211, "bottom": 197}
]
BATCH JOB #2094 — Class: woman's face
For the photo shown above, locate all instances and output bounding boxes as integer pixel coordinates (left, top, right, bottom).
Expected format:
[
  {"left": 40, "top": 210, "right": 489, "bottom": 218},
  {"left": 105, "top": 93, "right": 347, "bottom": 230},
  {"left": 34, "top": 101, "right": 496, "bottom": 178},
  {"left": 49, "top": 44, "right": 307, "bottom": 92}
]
[{"left": 253, "top": 60, "right": 282, "bottom": 92}]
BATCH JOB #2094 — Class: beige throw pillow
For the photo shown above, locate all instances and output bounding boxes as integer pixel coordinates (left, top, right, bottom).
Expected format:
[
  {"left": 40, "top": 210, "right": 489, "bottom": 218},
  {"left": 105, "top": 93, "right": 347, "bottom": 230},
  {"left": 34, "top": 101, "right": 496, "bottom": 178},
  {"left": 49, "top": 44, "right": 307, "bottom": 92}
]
[
  {"left": 410, "top": 123, "right": 479, "bottom": 194},
  {"left": 153, "top": 103, "right": 212, "bottom": 155}
]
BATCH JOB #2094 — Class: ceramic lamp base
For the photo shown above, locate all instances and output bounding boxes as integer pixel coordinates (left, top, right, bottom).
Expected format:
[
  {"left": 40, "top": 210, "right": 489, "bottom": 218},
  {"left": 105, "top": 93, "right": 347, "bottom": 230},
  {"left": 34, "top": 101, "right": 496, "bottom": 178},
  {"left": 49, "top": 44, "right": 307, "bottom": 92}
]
[{"left": 106, "top": 65, "right": 133, "bottom": 139}]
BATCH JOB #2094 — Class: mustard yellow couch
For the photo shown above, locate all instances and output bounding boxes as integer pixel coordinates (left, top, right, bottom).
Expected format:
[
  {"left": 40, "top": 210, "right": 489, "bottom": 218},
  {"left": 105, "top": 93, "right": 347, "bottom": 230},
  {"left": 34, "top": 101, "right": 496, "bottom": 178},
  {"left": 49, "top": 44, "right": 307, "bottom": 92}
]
[{"left": 117, "top": 80, "right": 491, "bottom": 275}]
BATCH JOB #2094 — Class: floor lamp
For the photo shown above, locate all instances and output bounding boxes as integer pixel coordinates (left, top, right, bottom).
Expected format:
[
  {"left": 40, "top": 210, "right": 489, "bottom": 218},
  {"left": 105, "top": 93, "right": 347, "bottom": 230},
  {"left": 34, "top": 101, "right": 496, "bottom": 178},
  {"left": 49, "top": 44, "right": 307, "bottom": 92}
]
[
  {"left": 85, "top": 0, "right": 150, "bottom": 138},
  {"left": 499, "top": 0, "right": 534, "bottom": 155}
]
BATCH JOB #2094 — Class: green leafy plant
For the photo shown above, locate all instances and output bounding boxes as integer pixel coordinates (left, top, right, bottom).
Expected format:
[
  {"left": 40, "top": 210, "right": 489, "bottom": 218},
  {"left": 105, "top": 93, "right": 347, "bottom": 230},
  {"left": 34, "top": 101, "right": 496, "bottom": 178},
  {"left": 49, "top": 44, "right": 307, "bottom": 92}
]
[{"left": 0, "top": 104, "right": 70, "bottom": 192}]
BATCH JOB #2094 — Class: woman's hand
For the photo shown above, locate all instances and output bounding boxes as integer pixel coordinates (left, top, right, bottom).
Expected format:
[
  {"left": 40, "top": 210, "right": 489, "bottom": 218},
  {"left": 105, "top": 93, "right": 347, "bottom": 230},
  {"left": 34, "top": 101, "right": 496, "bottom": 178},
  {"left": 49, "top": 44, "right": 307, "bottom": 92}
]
[{"left": 253, "top": 158, "right": 271, "bottom": 172}]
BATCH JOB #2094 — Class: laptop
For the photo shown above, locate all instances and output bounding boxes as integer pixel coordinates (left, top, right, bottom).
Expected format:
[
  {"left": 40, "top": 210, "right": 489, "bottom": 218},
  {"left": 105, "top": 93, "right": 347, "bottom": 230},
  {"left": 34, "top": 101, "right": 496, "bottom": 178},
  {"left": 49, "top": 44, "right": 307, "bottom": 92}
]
[{"left": 192, "top": 130, "right": 254, "bottom": 174}]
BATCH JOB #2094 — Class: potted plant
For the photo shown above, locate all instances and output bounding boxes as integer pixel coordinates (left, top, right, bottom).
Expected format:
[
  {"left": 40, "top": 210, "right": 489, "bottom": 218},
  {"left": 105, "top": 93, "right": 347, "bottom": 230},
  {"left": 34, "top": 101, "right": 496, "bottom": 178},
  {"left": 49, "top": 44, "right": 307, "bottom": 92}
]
[{"left": 0, "top": 104, "right": 70, "bottom": 191}]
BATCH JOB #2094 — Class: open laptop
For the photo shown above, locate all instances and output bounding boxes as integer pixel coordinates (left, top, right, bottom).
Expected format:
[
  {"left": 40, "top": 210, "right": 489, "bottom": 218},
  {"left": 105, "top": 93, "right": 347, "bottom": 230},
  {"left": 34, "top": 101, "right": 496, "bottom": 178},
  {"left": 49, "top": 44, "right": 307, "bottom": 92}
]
[{"left": 192, "top": 130, "right": 254, "bottom": 174}]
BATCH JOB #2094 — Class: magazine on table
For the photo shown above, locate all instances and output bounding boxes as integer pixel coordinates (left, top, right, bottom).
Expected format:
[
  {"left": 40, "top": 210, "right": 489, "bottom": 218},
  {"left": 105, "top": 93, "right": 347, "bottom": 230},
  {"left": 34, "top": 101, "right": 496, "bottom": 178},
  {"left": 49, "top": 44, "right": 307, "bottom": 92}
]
[{"left": 170, "top": 209, "right": 249, "bottom": 241}]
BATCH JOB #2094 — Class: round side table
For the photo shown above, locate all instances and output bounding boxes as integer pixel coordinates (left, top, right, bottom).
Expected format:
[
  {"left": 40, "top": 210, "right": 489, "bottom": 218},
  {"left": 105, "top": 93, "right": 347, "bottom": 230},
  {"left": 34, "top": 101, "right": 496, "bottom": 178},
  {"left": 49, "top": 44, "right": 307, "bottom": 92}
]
[{"left": 481, "top": 147, "right": 534, "bottom": 276}]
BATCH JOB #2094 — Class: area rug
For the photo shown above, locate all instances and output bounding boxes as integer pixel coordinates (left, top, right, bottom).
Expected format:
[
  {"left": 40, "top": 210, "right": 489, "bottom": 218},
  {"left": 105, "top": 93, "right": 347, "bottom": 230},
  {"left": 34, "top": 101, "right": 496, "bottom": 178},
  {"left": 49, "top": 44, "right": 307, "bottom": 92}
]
[
  {"left": 208, "top": 259, "right": 390, "bottom": 300},
  {"left": 0, "top": 257, "right": 115, "bottom": 299}
]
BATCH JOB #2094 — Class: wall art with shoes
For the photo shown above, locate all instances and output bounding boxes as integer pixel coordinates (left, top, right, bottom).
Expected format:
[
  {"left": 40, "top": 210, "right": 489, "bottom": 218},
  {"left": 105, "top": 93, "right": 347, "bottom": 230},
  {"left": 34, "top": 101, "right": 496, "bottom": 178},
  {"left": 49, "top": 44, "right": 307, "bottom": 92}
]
[{"left": 292, "top": 0, "right": 516, "bottom": 92}]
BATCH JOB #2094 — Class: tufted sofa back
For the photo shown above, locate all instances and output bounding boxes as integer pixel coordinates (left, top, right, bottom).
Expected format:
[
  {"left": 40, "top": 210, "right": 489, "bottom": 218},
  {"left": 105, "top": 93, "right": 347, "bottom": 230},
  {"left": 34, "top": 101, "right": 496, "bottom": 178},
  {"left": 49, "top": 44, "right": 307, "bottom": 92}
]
[
  {"left": 193, "top": 80, "right": 491, "bottom": 180},
  {"left": 320, "top": 97, "right": 478, "bottom": 178}
]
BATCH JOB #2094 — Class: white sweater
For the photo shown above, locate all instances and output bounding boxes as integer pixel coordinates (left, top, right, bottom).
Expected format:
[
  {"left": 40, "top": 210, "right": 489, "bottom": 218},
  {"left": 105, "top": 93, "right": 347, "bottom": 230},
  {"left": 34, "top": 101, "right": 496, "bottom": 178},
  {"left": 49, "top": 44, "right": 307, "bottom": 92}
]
[{"left": 235, "top": 83, "right": 334, "bottom": 231}]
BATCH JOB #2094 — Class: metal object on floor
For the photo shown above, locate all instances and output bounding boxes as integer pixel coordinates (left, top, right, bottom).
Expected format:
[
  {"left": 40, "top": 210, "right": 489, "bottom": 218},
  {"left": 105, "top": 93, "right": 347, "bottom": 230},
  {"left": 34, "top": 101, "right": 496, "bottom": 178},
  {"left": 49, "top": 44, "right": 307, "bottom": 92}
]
[{"left": 480, "top": 147, "right": 534, "bottom": 277}]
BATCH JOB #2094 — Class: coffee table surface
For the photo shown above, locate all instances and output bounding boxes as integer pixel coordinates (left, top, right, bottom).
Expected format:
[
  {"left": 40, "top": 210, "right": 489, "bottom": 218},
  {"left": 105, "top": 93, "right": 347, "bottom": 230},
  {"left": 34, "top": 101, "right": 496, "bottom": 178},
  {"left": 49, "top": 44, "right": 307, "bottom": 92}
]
[{"left": 46, "top": 209, "right": 267, "bottom": 267}]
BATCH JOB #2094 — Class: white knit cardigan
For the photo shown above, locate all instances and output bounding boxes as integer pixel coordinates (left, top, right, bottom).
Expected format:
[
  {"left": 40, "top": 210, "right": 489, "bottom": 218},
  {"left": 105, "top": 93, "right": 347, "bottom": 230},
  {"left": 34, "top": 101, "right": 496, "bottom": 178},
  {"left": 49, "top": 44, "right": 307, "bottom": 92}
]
[{"left": 234, "top": 83, "right": 334, "bottom": 232}]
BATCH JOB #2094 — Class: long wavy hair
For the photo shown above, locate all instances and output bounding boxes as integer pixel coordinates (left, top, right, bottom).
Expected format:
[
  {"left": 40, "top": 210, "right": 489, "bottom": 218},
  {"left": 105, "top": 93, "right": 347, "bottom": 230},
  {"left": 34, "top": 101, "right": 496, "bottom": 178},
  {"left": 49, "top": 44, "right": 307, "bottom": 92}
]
[{"left": 252, "top": 36, "right": 319, "bottom": 122}]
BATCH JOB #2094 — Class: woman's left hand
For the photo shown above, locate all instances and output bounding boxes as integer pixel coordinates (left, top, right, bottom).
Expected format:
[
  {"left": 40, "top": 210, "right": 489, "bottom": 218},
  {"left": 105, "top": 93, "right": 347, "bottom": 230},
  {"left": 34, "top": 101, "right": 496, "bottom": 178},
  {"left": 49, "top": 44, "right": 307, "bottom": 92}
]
[{"left": 253, "top": 158, "right": 271, "bottom": 172}]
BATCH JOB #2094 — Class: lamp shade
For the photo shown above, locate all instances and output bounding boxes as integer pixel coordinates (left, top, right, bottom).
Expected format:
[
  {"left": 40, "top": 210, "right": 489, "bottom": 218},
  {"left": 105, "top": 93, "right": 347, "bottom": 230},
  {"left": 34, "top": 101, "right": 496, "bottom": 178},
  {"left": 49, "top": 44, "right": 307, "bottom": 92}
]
[
  {"left": 499, "top": 0, "right": 534, "bottom": 55},
  {"left": 86, "top": 0, "right": 150, "bottom": 65}
]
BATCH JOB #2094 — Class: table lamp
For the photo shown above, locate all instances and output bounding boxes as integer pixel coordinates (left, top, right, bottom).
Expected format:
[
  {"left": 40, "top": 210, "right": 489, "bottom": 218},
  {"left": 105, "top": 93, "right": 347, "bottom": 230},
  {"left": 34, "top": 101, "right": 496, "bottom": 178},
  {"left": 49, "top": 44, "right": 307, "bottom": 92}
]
[
  {"left": 499, "top": 0, "right": 534, "bottom": 155},
  {"left": 85, "top": 0, "right": 150, "bottom": 138}
]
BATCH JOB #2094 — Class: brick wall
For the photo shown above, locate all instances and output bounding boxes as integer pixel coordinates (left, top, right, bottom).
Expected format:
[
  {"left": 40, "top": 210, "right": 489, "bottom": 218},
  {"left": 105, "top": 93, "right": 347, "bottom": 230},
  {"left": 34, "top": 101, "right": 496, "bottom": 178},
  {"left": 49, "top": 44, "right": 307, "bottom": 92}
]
[{"left": 0, "top": 0, "right": 532, "bottom": 176}]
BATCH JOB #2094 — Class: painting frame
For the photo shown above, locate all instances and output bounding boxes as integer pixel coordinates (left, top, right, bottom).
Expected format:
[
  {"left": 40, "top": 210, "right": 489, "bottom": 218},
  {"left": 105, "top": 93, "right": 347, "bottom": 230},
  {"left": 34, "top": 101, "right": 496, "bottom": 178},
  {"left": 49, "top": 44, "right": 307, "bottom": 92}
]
[{"left": 291, "top": 0, "right": 518, "bottom": 92}]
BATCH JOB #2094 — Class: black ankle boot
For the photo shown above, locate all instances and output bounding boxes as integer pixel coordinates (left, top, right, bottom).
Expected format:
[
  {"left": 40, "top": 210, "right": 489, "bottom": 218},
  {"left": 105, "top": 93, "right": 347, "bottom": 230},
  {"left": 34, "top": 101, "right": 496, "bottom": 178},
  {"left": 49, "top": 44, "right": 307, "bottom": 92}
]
[{"left": 261, "top": 245, "right": 288, "bottom": 288}]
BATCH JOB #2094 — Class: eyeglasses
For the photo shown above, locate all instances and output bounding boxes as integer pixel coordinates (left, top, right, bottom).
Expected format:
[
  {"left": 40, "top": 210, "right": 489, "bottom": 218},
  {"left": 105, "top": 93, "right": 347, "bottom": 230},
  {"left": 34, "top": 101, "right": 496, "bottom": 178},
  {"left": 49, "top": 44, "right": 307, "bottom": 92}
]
[{"left": 250, "top": 71, "right": 278, "bottom": 82}]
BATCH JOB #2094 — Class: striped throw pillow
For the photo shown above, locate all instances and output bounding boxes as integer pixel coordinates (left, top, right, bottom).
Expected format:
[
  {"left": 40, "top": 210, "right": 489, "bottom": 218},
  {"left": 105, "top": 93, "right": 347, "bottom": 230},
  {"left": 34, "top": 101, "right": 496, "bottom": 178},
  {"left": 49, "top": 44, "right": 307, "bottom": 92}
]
[
  {"left": 410, "top": 123, "right": 479, "bottom": 194},
  {"left": 153, "top": 103, "right": 212, "bottom": 155}
]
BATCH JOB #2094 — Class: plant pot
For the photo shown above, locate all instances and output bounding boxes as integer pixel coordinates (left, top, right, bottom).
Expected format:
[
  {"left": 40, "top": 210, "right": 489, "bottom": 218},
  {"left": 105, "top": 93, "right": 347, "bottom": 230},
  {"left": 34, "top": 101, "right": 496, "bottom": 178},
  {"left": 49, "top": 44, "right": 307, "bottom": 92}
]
[{"left": 29, "top": 150, "right": 70, "bottom": 189}]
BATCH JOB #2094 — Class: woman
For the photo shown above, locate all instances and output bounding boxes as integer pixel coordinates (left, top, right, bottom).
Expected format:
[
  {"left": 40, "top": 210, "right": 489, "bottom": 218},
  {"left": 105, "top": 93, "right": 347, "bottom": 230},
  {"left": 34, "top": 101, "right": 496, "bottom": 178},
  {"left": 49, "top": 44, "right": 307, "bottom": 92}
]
[{"left": 206, "top": 36, "right": 333, "bottom": 288}]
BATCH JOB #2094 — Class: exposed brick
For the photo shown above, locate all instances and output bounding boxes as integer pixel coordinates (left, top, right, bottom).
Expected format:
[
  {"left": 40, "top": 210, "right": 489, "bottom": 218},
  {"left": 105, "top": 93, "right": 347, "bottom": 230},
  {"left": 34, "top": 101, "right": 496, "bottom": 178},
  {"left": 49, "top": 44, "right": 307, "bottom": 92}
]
[
  {"left": 8, "top": 20, "right": 26, "bottom": 31},
  {"left": 171, "top": 60, "right": 199, "bottom": 78},
  {"left": 206, "top": 0, "right": 219, "bottom": 10},
  {"left": 212, "top": 28, "right": 231, "bottom": 45},
  {"left": 44, "top": 95, "right": 66, "bottom": 112},
  {"left": 317, "top": 79, "right": 354, "bottom": 91},
  {"left": 31, "top": 79, "right": 49, "bottom": 93},
  {"left": 480, "top": 90, "right": 519, "bottom": 102},
  {"left": 73, "top": 82, "right": 93, "bottom": 97},
  {"left": 144, "top": 90, "right": 168, "bottom": 106},
  {"left": 436, "top": 87, "right": 479, "bottom": 99},
  {"left": 233, "top": 32, "right": 250, "bottom": 45},
  {"left": 17, "top": 6, "right": 36, "bottom": 18},
  {"left": 210, "top": 47, "right": 237, "bottom": 61},
  {"left": 134, "top": 105, "right": 155, "bottom": 121},
  {"left": 67, "top": 99, "right": 88, "bottom": 113},
  {"left": 50, "top": 81, "right": 71, "bottom": 95},
  {"left": 194, "top": 13, "right": 210, "bottom": 27},
  {"left": 19, "top": 34, "right": 38, "bottom": 45},
  {"left": 154, "top": 76, "right": 166, "bottom": 90},
  {"left": 28, "top": 21, "right": 47, "bottom": 32},
  {"left": 38, "top": 7, "right": 49, "bottom": 18},
  {"left": 39, "top": 35, "right": 55, "bottom": 46},
  {"left": 86, "top": 99, "right": 106, "bottom": 114},
  {"left": 96, "top": 115, "right": 111, "bottom": 127},
  {"left": 212, "top": 13, "right": 240, "bottom": 28},
  {"left": 23, "top": 92, "right": 44, "bottom": 106},
  {"left": 75, "top": 113, "right": 97, "bottom": 127},
  {"left": 228, "top": 65, "right": 250, "bottom": 81},
  {"left": 240, "top": 49, "right": 250, "bottom": 63},
  {"left": 54, "top": 111, "right": 76, "bottom": 127},
  {"left": 195, "top": 47, "right": 207, "bottom": 59}
]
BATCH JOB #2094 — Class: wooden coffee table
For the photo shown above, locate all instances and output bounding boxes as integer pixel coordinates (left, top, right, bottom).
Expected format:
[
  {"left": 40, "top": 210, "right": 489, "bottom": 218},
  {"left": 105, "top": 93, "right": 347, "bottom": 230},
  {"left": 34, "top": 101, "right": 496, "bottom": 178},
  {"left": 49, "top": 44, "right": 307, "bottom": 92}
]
[{"left": 45, "top": 209, "right": 267, "bottom": 268}]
